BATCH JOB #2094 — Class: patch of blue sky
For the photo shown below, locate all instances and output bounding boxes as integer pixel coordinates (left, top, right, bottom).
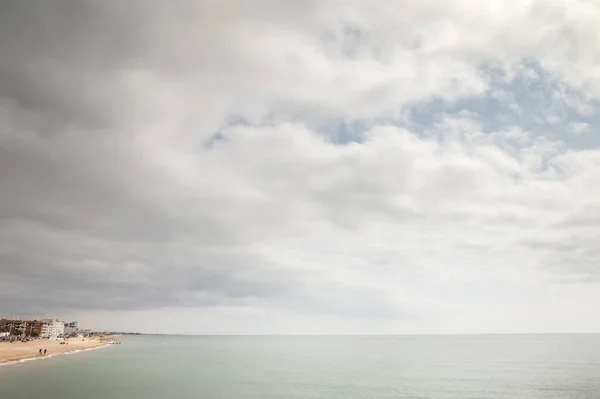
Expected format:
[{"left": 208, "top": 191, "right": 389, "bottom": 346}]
[
  {"left": 210, "top": 60, "right": 600, "bottom": 152},
  {"left": 403, "top": 59, "right": 600, "bottom": 149},
  {"left": 327, "top": 59, "right": 600, "bottom": 151}
]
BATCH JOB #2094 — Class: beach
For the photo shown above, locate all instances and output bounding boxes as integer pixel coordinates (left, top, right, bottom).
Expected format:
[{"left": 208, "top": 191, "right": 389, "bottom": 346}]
[{"left": 0, "top": 336, "right": 119, "bottom": 364}]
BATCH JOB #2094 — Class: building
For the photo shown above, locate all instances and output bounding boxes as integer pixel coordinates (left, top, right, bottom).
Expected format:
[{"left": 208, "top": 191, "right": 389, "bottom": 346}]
[
  {"left": 0, "top": 319, "right": 27, "bottom": 335},
  {"left": 0, "top": 319, "right": 45, "bottom": 337},
  {"left": 26, "top": 320, "right": 46, "bottom": 336},
  {"left": 41, "top": 319, "right": 65, "bottom": 339},
  {"left": 64, "top": 321, "right": 78, "bottom": 337}
]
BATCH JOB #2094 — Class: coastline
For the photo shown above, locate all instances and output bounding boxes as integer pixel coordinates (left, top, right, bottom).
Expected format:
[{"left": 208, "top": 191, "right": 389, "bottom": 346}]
[{"left": 0, "top": 336, "right": 121, "bottom": 365}]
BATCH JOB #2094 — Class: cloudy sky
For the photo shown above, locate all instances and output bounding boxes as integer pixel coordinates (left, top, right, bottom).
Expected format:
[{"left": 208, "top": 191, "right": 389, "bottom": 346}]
[{"left": 2, "top": 0, "right": 600, "bottom": 334}]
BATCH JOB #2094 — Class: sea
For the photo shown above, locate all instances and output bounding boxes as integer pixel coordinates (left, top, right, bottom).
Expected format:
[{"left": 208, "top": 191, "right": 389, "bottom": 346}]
[{"left": 1, "top": 334, "right": 600, "bottom": 398}]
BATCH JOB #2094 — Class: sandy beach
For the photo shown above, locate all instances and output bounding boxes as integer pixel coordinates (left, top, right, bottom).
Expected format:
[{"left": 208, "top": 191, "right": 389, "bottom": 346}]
[{"left": 0, "top": 336, "right": 120, "bottom": 364}]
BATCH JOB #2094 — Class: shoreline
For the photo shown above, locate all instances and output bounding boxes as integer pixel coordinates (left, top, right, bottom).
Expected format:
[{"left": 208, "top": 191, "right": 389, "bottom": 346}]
[
  {"left": 0, "top": 335, "right": 121, "bottom": 365},
  {"left": 0, "top": 343, "right": 110, "bottom": 367}
]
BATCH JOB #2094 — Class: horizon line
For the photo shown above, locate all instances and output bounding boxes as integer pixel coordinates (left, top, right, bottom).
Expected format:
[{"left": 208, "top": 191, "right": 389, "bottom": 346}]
[{"left": 127, "top": 332, "right": 600, "bottom": 337}]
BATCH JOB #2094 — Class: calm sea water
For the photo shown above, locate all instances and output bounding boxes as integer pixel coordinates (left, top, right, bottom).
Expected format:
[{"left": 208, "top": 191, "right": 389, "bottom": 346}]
[{"left": 1, "top": 335, "right": 600, "bottom": 398}]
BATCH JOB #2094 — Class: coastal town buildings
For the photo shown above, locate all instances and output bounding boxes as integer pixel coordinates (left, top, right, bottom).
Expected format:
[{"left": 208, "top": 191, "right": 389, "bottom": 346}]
[
  {"left": 1, "top": 318, "right": 75, "bottom": 339},
  {"left": 41, "top": 319, "right": 65, "bottom": 338},
  {"left": 0, "top": 319, "right": 45, "bottom": 336}
]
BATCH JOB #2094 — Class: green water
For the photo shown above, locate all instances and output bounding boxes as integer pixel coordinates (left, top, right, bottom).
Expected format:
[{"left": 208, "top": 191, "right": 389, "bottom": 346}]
[{"left": 1, "top": 335, "right": 600, "bottom": 398}]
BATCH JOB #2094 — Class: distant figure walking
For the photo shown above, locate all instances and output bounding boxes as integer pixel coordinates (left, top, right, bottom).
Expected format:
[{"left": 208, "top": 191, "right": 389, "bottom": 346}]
[
  {"left": 39, "top": 349, "right": 42, "bottom": 355},
  {"left": 44, "top": 349, "right": 47, "bottom": 355}
]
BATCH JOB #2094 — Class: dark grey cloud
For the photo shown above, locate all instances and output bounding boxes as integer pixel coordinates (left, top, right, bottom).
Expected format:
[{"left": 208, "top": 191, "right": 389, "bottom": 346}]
[
  {"left": 0, "top": 237, "right": 293, "bottom": 314},
  {"left": 0, "top": 1, "right": 138, "bottom": 128}
]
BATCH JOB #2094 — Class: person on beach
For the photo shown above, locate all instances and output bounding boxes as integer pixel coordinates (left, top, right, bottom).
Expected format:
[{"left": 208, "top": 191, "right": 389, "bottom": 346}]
[
  {"left": 39, "top": 349, "right": 42, "bottom": 355},
  {"left": 44, "top": 349, "right": 47, "bottom": 355}
]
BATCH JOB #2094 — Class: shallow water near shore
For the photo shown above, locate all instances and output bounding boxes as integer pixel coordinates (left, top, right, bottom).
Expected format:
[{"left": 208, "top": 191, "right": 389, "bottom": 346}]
[{"left": 1, "top": 334, "right": 600, "bottom": 398}]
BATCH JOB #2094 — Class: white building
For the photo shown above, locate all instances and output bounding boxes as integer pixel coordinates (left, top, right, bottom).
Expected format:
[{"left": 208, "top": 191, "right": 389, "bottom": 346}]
[{"left": 41, "top": 319, "right": 65, "bottom": 339}]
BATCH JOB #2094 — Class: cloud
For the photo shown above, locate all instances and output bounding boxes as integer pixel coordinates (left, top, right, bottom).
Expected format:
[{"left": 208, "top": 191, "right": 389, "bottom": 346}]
[{"left": 2, "top": 0, "right": 600, "bottom": 334}]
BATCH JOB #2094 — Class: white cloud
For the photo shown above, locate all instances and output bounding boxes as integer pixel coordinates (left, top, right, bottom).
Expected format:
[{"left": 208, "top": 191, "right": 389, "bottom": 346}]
[{"left": 568, "top": 122, "right": 591, "bottom": 135}]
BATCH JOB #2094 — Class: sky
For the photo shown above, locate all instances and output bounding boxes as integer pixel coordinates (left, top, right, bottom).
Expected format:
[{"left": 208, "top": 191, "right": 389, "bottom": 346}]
[{"left": 1, "top": 0, "right": 600, "bottom": 335}]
